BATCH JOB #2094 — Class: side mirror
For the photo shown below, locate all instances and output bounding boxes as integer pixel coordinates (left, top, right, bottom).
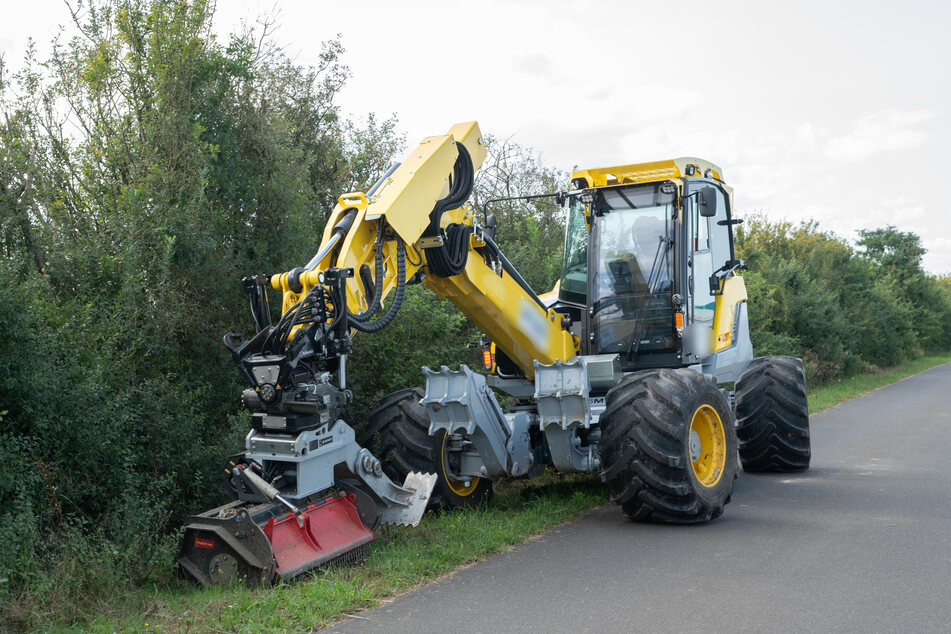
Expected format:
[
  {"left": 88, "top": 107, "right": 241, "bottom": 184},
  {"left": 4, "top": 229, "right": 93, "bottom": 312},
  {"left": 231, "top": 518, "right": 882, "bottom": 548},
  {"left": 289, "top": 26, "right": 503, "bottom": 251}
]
[
  {"left": 698, "top": 187, "right": 717, "bottom": 217},
  {"left": 485, "top": 213, "right": 498, "bottom": 241}
]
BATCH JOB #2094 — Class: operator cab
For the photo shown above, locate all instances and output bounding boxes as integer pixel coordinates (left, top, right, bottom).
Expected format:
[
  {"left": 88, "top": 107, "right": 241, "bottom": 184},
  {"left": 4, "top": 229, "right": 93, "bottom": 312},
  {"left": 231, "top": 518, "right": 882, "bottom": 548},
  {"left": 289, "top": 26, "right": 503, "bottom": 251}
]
[{"left": 556, "top": 164, "right": 738, "bottom": 373}]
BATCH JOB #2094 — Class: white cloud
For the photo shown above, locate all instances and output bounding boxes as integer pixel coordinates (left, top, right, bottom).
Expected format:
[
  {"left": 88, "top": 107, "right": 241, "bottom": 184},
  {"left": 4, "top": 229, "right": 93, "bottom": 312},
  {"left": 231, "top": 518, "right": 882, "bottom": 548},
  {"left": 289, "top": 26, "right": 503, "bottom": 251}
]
[
  {"left": 513, "top": 53, "right": 557, "bottom": 78},
  {"left": 922, "top": 237, "right": 951, "bottom": 275},
  {"left": 823, "top": 110, "right": 937, "bottom": 161}
]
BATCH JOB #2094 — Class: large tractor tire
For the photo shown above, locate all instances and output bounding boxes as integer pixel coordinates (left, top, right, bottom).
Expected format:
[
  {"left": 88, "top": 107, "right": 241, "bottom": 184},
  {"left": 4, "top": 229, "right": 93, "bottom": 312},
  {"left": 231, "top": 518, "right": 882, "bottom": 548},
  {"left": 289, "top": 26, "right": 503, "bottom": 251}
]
[
  {"left": 362, "top": 387, "right": 493, "bottom": 509},
  {"left": 734, "top": 356, "right": 811, "bottom": 472},
  {"left": 598, "top": 369, "right": 737, "bottom": 523}
]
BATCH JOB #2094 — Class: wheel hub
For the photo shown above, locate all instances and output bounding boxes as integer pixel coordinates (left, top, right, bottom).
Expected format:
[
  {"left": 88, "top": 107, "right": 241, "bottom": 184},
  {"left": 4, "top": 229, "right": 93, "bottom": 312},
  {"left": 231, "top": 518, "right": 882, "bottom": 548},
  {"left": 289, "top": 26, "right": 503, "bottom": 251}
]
[
  {"left": 689, "top": 430, "right": 701, "bottom": 462},
  {"left": 689, "top": 404, "right": 727, "bottom": 488},
  {"left": 441, "top": 432, "right": 480, "bottom": 496}
]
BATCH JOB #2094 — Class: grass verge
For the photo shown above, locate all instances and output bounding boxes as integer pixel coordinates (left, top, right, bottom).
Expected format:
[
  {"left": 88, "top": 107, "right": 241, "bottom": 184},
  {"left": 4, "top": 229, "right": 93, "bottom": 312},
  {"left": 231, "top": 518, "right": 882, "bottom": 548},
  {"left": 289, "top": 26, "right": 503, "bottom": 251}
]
[
  {"left": 808, "top": 351, "right": 951, "bottom": 413},
  {"left": 11, "top": 352, "right": 951, "bottom": 632},
  {"left": 59, "top": 476, "right": 608, "bottom": 632}
]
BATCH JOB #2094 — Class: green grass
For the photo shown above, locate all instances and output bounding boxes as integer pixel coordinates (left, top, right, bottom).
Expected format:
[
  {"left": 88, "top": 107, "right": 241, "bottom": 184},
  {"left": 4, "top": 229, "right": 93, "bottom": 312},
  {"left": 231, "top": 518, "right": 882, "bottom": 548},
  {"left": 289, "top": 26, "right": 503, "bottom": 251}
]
[
  {"left": 808, "top": 351, "right": 951, "bottom": 413},
  {"left": 49, "top": 476, "right": 608, "bottom": 633},
  {"left": 10, "top": 352, "right": 951, "bottom": 632}
]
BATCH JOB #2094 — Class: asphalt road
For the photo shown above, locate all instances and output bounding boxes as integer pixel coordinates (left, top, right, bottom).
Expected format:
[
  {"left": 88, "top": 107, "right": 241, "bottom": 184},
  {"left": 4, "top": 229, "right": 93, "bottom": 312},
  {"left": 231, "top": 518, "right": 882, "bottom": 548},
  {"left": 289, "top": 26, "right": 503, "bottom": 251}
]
[{"left": 325, "top": 363, "right": 951, "bottom": 633}]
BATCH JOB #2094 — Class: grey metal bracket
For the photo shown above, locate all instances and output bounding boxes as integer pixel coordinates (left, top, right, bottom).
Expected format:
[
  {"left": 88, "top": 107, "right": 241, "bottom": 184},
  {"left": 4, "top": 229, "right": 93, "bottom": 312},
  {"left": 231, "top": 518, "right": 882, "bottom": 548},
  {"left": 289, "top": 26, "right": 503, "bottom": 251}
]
[
  {"left": 533, "top": 354, "right": 621, "bottom": 431},
  {"left": 422, "top": 365, "right": 531, "bottom": 477},
  {"left": 544, "top": 426, "right": 601, "bottom": 474},
  {"left": 376, "top": 472, "right": 437, "bottom": 527},
  {"left": 534, "top": 355, "right": 619, "bottom": 474},
  {"left": 245, "top": 420, "right": 436, "bottom": 527},
  {"left": 417, "top": 235, "right": 445, "bottom": 249},
  {"left": 534, "top": 357, "right": 592, "bottom": 430}
]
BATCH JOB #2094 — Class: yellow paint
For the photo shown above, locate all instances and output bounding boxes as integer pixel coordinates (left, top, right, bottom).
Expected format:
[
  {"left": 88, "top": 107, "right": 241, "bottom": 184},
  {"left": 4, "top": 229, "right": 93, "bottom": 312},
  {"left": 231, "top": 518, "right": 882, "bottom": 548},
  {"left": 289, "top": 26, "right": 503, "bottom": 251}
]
[
  {"left": 571, "top": 157, "right": 724, "bottom": 188},
  {"left": 268, "top": 126, "right": 740, "bottom": 382},
  {"left": 713, "top": 276, "right": 748, "bottom": 353},
  {"left": 364, "top": 121, "right": 486, "bottom": 245},
  {"left": 269, "top": 124, "right": 487, "bottom": 324},
  {"left": 338, "top": 192, "right": 368, "bottom": 210},
  {"left": 266, "top": 122, "right": 575, "bottom": 374},
  {"left": 425, "top": 245, "right": 576, "bottom": 380},
  {"left": 689, "top": 404, "right": 726, "bottom": 487}
]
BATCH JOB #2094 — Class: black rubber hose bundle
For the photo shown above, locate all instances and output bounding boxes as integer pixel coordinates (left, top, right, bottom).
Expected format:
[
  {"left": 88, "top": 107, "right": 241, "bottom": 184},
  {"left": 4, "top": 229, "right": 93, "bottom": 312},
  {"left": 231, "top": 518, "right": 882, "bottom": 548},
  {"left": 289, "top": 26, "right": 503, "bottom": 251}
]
[
  {"left": 348, "top": 223, "right": 385, "bottom": 324},
  {"left": 425, "top": 142, "right": 475, "bottom": 278},
  {"left": 267, "top": 282, "right": 330, "bottom": 352},
  {"left": 347, "top": 236, "right": 406, "bottom": 333},
  {"left": 428, "top": 223, "right": 474, "bottom": 278}
]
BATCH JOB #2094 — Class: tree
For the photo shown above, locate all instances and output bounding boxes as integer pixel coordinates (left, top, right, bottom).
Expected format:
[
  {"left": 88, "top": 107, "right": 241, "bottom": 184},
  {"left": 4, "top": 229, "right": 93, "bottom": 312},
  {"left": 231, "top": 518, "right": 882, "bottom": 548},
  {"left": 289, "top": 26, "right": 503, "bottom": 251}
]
[
  {"left": 732, "top": 215, "right": 951, "bottom": 380},
  {"left": 0, "top": 0, "right": 402, "bottom": 613},
  {"left": 471, "top": 135, "right": 569, "bottom": 293},
  {"left": 856, "top": 225, "right": 926, "bottom": 280}
]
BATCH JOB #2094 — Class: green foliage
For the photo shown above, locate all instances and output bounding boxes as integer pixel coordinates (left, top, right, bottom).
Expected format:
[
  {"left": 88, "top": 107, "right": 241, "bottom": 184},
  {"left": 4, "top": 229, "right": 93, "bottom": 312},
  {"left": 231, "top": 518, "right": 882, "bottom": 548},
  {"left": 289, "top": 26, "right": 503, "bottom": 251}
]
[
  {"left": 472, "top": 135, "right": 569, "bottom": 293},
  {"left": 0, "top": 0, "right": 400, "bottom": 620},
  {"left": 735, "top": 216, "right": 951, "bottom": 382},
  {"left": 345, "top": 285, "right": 476, "bottom": 426},
  {"left": 857, "top": 225, "right": 926, "bottom": 278},
  {"left": 29, "top": 474, "right": 607, "bottom": 632}
]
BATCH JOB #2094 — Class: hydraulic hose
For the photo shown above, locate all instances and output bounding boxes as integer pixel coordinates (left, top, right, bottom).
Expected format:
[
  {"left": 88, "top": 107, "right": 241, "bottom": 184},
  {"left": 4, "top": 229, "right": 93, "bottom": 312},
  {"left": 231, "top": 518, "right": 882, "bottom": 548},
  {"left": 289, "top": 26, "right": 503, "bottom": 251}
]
[
  {"left": 347, "top": 223, "right": 385, "bottom": 323},
  {"left": 425, "top": 143, "right": 475, "bottom": 278},
  {"left": 481, "top": 233, "right": 547, "bottom": 311},
  {"left": 427, "top": 223, "right": 474, "bottom": 278},
  {"left": 263, "top": 298, "right": 303, "bottom": 353},
  {"left": 326, "top": 164, "right": 400, "bottom": 321},
  {"left": 347, "top": 236, "right": 407, "bottom": 333},
  {"left": 419, "top": 141, "right": 546, "bottom": 309}
]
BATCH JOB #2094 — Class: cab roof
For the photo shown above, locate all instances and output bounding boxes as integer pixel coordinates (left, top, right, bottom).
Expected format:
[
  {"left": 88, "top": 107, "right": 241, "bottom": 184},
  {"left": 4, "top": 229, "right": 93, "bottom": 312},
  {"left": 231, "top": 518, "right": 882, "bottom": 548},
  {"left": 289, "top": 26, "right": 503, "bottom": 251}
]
[{"left": 571, "top": 157, "right": 724, "bottom": 188}]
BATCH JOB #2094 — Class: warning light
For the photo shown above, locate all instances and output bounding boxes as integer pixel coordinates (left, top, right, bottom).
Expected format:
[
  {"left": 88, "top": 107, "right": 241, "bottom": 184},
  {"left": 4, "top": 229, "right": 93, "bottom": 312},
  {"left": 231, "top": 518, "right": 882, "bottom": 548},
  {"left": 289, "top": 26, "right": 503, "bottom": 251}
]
[
  {"left": 482, "top": 348, "right": 494, "bottom": 371},
  {"left": 674, "top": 312, "right": 684, "bottom": 330}
]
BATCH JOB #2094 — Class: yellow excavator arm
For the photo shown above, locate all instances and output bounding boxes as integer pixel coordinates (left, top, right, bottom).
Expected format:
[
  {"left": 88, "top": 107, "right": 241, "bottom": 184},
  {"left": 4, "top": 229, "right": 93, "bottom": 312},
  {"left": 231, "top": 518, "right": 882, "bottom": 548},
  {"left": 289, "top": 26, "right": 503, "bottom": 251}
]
[{"left": 268, "top": 121, "right": 577, "bottom": 378}]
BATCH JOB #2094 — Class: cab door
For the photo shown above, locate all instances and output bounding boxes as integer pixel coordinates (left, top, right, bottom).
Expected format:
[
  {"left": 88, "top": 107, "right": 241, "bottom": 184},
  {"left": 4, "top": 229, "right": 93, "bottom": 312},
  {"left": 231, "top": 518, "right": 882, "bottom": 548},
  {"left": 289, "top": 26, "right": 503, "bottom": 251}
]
[{"left": 684, "top": 183, "right": 731, "bottom": 361}]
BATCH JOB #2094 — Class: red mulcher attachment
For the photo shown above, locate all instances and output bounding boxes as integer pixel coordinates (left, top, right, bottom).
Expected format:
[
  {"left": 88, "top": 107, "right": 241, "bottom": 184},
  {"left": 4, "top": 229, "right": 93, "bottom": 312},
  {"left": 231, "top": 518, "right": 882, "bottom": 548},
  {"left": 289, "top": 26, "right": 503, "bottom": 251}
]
[
  {"left": 178, "top": 492, "right": 374, "bottom": 585},
  {"left": 264, "top": 493, "right": 373, "bottom": 580}
]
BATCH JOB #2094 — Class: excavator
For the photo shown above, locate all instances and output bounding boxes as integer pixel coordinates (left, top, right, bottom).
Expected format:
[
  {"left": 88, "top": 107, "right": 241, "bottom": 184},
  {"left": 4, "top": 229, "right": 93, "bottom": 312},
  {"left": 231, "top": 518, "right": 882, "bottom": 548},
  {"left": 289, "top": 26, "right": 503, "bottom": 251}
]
[{"left": 177, "top": 122, "right": 812, "bottom": 585}]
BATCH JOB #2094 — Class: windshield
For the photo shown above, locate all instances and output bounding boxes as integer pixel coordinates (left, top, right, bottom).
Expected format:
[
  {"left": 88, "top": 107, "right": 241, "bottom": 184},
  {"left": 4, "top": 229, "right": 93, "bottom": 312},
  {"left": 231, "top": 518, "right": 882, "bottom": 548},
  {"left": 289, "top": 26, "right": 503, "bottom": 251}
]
[{"left": 590, "top": 183, "right": 676, "bottom": 359}]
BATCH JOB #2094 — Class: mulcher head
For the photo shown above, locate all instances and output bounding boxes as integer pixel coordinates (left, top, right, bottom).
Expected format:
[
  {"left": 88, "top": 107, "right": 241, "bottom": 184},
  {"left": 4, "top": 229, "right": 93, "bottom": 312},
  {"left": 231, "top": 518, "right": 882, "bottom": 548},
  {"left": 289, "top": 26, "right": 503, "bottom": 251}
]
[
  {"left": 263, "top": 492, "right": 374, "bottom": 580},
  {"left": 178, "top": 492, "right": 374, "bottom": 586}
]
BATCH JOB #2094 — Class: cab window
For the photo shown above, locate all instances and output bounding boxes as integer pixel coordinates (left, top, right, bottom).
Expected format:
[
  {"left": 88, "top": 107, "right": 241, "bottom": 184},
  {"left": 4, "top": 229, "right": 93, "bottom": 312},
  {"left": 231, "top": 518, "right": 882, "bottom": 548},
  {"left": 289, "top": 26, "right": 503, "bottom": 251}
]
[{"left": 559, "top": 196, "right": 588, "bottom": 304}]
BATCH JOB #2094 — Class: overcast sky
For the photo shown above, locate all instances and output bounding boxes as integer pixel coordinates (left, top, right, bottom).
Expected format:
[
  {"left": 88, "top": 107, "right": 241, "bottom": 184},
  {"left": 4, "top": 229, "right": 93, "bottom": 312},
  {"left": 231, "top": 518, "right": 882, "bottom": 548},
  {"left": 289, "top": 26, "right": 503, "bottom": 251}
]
[{"left": 3, "top": 0, "right": 949, "bottom": 272}]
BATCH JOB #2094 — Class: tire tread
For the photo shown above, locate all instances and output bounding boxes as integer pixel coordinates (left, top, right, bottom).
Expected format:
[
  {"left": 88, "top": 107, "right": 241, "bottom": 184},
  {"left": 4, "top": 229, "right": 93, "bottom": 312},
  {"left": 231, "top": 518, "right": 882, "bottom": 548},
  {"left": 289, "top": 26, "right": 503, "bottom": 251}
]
[
  {"left": 598, "top": 369, "right": 737, "bottom": 524},
  {"left": 734, "top": 356, "right": 811, "bottom": 472}
]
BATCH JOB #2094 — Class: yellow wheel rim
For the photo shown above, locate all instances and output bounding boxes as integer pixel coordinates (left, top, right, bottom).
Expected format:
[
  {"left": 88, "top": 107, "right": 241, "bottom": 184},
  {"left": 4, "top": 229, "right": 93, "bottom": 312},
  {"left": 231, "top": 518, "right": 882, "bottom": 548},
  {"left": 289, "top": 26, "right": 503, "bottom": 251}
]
[
  {"left": 689, "top": 404, "right": 726, "bottom": 487},
  {"left": 440, "top": 433, "right": 480, "bottom": 496}
]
